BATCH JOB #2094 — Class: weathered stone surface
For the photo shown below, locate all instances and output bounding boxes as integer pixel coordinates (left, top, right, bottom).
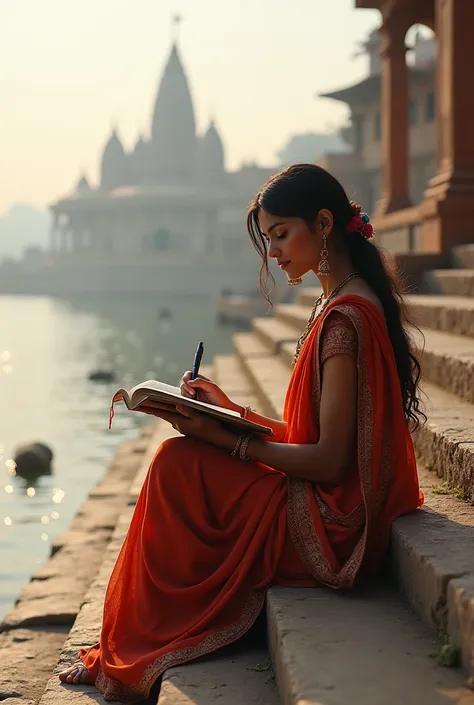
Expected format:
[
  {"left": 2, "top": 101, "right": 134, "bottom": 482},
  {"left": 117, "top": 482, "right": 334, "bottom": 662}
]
[
  {"left": 418, "top": 328, "right": 474, "bottom": 404},
  {"left": 267, "top": 585, "right": 474, "bottom": 705},
  {"left": 51, "top": 529, "right": 110, "bottom": 557},
  {"left": 408, "top": 295, "right": 474, "bottom": 337},
  {"left": 252, "top": 318, "right": 298, "bottom": 356},
  {"left": 392, "top": 510, "right": 474, "bottom": 634},
  {"left": 429, "top": 269, "right": 474, "bottom": 297},
  {"left": 159, "top": 647, "right": 278, "bottom": 705},
  {"left": 414, "top": 381, "right": 474, "bottom": 502},
  {"left": 448, "top": 575, "right": 474, "bottom": 678},
  {"left": 391, "top": 466, "right": 474, "bottom": 678},
  {"left": 0, "top": 627, "right": 67, "bottom": 703}
]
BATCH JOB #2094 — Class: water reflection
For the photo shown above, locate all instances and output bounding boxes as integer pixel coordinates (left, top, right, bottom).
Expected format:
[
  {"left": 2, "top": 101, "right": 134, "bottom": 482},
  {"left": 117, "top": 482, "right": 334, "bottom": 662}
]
[{"left": 0, "top": 292, "right": 240, "bottom": 618}]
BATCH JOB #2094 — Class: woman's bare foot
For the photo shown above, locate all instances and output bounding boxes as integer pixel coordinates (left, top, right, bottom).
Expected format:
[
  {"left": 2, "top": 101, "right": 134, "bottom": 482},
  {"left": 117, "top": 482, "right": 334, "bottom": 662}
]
[{"left": 59, "top": 663, "right": 95, "bottom": 685}]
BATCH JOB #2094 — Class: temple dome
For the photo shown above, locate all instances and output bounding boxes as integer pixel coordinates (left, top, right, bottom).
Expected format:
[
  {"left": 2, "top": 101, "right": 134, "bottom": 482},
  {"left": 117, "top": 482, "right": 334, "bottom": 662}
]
[
  {"left": 76, "top": 174, "right": 92, "bottom": 194},
  {"left": 150, "top": 43, "right": 197, "bottom": 184},
  {"left": 131, "top": 135, "right": 149, "bottom": 184},
  {"left": 199, "top": 121, "right": 225, "bottom": 181},
  {"left": 101, "top": 129, "right": 127, "bottom": 190}
]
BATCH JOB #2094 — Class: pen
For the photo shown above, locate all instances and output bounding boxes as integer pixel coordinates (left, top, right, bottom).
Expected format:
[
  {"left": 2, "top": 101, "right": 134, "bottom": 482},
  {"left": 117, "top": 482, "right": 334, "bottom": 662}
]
[{"left": 191, "top": 341, "right": 204, "bottom": 380}]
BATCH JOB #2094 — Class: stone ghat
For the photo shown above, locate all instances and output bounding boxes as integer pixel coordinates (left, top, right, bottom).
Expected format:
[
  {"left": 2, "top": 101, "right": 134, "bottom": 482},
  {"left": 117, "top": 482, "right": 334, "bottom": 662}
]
[{"left": 2, "top": 292, "right": 474, "bottom": 704}]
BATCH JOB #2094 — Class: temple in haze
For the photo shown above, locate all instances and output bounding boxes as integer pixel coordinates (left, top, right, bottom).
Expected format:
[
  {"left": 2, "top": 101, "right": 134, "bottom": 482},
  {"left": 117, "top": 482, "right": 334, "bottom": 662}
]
[{"left": 46, "top": 39, "right": 275, "bottom": 295}]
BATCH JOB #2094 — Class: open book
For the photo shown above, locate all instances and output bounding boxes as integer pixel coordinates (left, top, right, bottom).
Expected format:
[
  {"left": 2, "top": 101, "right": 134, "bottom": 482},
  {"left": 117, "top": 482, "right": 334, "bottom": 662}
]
[{"left": 109, "top": 379, "right": 273, "bottom": 437}]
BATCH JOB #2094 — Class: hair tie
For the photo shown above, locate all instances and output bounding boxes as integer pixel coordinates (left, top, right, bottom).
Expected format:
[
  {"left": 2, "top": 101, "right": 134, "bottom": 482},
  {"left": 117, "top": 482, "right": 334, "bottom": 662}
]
[{"left": 347, "top": 201, "right": 375, "bottom": 240}]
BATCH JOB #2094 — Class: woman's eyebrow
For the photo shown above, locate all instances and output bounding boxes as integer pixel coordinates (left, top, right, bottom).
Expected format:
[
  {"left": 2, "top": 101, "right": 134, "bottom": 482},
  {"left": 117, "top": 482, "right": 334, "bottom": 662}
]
[{"left": 267, "top": 221, "right": 286, "bottom": 234}]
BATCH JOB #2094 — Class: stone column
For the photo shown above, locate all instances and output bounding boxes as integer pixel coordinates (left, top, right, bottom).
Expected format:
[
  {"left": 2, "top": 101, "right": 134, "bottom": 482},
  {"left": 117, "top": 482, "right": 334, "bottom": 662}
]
[
  {"left": 422, "top": 0, "right": 474, "bottom": 251},
  {"left": 376, "top": 19, "right": 411, "bottom": 215}
]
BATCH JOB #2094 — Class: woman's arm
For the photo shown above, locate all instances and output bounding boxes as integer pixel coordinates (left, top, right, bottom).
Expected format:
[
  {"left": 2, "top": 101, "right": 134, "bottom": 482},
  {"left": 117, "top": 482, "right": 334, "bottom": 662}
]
[
  {"left": 181, "top": 372, "right": 287, "bottom": 442},
  {"left": 232, "top": 405, "right": 287, "bottom": 443},
  {"left": 218, "top": 352, "right": 358, "bottom": 484}
]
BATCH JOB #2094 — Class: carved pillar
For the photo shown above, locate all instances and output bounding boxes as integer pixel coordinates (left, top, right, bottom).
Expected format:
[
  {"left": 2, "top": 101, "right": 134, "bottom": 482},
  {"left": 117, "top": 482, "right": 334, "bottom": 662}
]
[
  {"left": 376, "top": 19, "right": 411, "bottom": 215},
  {"left": 422, "top": 0, "right": 474, "bottom": 251}
]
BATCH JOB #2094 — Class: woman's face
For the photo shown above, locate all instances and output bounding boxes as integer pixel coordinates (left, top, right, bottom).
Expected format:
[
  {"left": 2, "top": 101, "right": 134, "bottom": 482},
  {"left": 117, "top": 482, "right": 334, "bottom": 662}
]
[{"left": 258, "top": 209, "right": 322, "bottom": 281}]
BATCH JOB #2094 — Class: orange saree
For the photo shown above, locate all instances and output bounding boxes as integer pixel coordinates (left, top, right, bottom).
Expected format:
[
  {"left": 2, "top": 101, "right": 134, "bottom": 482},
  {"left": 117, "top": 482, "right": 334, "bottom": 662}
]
[{"left": 79, "top": 294, "right": 422, "bottom": 702}]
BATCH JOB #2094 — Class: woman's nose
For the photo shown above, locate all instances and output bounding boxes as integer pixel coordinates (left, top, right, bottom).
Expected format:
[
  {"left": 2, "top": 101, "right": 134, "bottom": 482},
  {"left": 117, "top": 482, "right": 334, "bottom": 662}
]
[{"left": 267, "top": 244, "right": 281, "bottom": 259}]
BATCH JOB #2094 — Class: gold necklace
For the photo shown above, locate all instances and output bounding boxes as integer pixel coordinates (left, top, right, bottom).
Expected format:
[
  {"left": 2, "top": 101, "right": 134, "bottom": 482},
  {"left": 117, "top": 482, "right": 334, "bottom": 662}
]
[{"left": 293, "top": 272, "right": 361, "bottom": 366}]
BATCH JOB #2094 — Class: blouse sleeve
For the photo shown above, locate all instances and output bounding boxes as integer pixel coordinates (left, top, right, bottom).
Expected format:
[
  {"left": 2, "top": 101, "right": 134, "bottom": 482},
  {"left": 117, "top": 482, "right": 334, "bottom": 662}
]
[{"left": 320, "top": 311, "right": 358, "bottom": 364}]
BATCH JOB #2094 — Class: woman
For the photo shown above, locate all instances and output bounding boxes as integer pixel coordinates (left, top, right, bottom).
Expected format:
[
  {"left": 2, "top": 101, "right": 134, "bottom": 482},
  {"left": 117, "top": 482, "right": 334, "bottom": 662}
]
[{"left": 59, "top": 164, "right": 423, "bottom": 702}]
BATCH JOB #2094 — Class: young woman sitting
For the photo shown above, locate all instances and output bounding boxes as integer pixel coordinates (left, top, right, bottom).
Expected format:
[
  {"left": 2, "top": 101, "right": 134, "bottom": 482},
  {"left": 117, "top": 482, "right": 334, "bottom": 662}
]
[{"left": 59, "top": 164, "right": 423, "bottom": 702}]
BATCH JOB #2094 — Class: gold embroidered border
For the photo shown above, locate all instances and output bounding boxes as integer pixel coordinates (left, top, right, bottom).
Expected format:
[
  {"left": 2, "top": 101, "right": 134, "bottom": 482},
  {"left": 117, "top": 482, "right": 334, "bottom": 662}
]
[
  {"left": 287, "top": 303, "right": 383, "bottom": 589},
  {"left": 93, "top": 589, "right": 265, "bottom": 702}
]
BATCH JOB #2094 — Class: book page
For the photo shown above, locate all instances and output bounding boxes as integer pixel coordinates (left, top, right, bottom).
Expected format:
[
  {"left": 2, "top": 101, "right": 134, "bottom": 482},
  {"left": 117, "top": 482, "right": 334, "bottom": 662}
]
[{"left": 129, "top": 380, "right": 241, "bottom": 418}]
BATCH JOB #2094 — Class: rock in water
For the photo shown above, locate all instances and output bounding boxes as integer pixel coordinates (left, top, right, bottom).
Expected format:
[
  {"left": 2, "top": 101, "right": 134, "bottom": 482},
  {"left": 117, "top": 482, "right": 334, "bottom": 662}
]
[
  {"left": 88, "top": 370, "right": 116, "bottom": 382},
  {"left": 14, "top": 442, "right": 53, "bottom": 478}
]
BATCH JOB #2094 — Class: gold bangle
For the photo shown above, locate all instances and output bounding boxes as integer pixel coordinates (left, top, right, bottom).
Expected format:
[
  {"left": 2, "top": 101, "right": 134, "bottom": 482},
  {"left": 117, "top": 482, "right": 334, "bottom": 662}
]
[
  {"left": 239, "top": 435, "right": 252, "bottom": 461},
  {"left": 231, "top": 435, "right": 244, "bottom": 457},
  {"left": 241, "top": 405, "right": 252, "bottom": 419}
]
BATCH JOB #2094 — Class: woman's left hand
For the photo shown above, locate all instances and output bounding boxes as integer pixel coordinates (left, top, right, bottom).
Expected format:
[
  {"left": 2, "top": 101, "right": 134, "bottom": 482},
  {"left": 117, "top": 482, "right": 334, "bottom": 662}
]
[{"left": 137, "top": 401, "right": 233, "bottom": 449}]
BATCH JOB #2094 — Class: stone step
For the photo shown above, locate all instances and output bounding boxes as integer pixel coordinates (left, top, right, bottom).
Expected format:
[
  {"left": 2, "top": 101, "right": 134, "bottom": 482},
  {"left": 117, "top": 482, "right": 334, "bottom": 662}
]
[
  {"left": 425, "top": 269, "right": 474, "bottom": 297},
  {"left": 208, "top": 350, "right": 474, "bottom": 686},
  {"left": 297, "top": 287, "right": 322, "bottom": 307},
  {"left": 159, "top": 645, "right": 278, "bottom": 705},
  {"left": 420, "top": 328, "right": 474, "bottom": 404},
  {"left": 234, "top": 335, "right": 291, "bottom": 418},
  {"left": 268, "top": 583, "right": 474, "bottom": 705},
  {"left": 299, "top": 287, "right": 474, "bottom": 338},
  {"left": 452, "top": 242, "right": 474, "bottom": 269},
  {"left": 415, "top": 380, "right": 474, "bottom": 503},
  {"left": 277, "top": 302, "right": 474, "bottom": 405},
  {"left": 252, "top": 316, "right": 299, "bottom": 354},
  {"left": 408, "top": 295, "right": 474, "bottom": 338}
]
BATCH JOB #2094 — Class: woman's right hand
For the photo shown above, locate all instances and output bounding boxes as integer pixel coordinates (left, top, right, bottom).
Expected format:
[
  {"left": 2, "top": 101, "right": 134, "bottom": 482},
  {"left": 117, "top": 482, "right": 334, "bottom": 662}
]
[{"left": 180, "top": 371, "right": 239, "bottom": 413}]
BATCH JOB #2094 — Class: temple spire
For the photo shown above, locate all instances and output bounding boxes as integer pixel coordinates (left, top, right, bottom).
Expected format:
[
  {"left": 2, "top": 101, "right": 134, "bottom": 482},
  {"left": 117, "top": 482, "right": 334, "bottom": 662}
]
[{"left": 172, "top": 14, "right": 182, "bottom": 43}]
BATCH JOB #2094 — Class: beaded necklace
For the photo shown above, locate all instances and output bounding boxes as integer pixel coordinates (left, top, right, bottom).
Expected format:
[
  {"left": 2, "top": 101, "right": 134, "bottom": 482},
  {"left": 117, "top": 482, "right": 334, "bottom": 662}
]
[{"left": 292, "top": 272, "right": 361, "bottom": 366}]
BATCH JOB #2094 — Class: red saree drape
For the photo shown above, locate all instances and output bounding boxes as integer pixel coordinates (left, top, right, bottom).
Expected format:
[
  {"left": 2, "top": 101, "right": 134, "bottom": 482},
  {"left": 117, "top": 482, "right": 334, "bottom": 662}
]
[{"left": 79, "top": 294, "right": 422, "bottom": 702}]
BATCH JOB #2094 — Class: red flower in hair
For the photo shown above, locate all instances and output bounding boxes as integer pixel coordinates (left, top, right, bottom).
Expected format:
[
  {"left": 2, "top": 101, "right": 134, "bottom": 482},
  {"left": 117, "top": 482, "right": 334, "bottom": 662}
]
[
  {"left": 347, "top": 215, "right": 364, "bottom": 233},
  {"left": 360, "top": 223, "right": 374, "bottom": 239}
]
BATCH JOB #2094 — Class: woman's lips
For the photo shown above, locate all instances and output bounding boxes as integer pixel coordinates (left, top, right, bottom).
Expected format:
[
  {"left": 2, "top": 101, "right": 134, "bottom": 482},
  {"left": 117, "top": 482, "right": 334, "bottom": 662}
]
[{"left": 279, "top": 261, "right": 290, "bottom": 270}]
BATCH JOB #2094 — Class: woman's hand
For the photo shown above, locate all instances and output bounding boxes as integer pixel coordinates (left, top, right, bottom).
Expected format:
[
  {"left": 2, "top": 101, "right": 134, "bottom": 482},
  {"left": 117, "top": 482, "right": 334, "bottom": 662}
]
[
  {"left": 180, "top": 371, "right": 240, "bottom": 412},
  {"left": 137, "top": 400, "right": 235, "bottom": 449}
]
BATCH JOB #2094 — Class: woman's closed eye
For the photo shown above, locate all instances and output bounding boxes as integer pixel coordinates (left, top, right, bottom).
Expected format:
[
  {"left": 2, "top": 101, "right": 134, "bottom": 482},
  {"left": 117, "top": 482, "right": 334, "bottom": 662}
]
[{"left": 276, "top": 232, "right": 287, "bottom": 240}]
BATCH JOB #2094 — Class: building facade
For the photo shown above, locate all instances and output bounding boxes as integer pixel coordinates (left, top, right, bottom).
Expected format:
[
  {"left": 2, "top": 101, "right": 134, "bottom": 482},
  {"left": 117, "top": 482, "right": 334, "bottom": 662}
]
[
  {"left": 46, "top": 42, "right": 275, "bottom": 295},
  {"left": 319, "top": 31, "right": 436, "bottom": 249}
]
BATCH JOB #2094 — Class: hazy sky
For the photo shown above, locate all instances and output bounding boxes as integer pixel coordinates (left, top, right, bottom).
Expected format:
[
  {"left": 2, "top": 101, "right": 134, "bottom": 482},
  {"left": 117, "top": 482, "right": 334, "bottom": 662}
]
[{"left": 0, "top": 0, "right": 380, "bottom": 214}]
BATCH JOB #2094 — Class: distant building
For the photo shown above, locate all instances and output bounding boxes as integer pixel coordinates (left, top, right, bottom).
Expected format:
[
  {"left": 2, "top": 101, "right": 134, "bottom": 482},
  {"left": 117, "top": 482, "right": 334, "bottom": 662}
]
[
  {"left": 277, "top": 132, "right": 349, "bottom": 167},
  {"left": 48, "top": 41, "right": 275, "bottom": 294},
  {"left": 318, "top": 30, "right": 436, "bottom": 215}
]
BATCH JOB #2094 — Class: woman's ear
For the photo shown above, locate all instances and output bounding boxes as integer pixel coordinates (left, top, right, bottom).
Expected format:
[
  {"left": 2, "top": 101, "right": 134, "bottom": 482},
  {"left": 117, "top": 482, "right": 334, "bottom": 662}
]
[{"left": 317, "top": 208, "right": 334, "bottom": 236}]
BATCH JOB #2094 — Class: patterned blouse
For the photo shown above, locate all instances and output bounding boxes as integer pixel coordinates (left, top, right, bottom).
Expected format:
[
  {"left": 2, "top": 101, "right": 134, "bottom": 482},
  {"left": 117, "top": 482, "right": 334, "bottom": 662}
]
[{"left": 320, "top": 311, "right": 358, "bottom": 364}]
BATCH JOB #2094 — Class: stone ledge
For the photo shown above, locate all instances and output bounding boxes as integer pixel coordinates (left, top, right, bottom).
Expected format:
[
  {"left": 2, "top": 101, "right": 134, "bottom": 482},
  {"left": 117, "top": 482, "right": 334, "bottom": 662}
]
[
  {"left": 392, "top": 467, "right": 474, "bottom": 679},
  {"left": 267, "top": 584, "right": 474, "bottom": 705}
]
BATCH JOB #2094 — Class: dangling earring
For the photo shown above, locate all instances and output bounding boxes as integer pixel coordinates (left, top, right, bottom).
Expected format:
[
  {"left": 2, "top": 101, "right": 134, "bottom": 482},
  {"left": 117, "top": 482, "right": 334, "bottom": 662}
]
[
  {"left": 317, "top": 232, "right": 331, "bottom": 276},
  {"left": 287, "top": 276, "right": 303, "bottom": 287}
]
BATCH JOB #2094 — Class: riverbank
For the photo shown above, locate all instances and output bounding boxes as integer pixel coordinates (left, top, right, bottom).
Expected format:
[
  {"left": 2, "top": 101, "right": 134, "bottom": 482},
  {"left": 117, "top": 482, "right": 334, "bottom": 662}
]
[{"left": 0, "top": 419, "right": 159, "bottom": 704}]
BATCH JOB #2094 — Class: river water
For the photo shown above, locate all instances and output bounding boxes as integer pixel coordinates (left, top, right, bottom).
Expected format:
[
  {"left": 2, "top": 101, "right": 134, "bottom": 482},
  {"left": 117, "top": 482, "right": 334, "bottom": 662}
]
[{"left": 0, "top": 294, "right": 240, "bottom": 619}]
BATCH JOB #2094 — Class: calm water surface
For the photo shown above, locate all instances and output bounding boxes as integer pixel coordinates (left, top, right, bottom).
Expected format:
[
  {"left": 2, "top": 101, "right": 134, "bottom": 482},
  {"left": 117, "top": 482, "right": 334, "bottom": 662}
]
[{"left": 0, "top": 294, "right": 239, "bottom": 619}]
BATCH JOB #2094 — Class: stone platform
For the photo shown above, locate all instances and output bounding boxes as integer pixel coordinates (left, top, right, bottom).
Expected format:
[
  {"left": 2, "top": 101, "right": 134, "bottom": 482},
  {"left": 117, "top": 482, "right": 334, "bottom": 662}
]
[{"left": 2, "top": 249, "right": 474, "bottom": 704}]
